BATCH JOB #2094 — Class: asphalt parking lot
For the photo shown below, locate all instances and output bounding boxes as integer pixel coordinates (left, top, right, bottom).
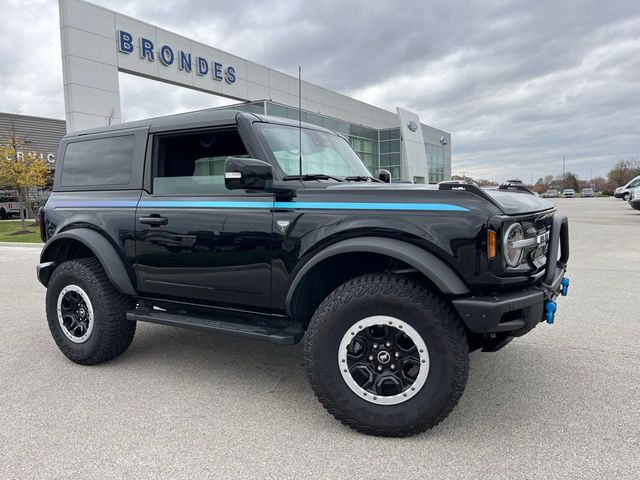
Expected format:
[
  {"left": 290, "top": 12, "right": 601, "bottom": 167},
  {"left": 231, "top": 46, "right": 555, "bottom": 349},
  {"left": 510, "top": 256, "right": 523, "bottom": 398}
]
[{"left": 1, "top": 197, "right": 638, "bottom": 479}]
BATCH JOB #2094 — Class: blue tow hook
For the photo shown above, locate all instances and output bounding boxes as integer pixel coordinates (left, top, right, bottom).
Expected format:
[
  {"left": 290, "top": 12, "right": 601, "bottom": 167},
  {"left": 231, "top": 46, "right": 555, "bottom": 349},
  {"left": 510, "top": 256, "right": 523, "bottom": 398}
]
[
  {"left": 561, "top": 277, "right": 570, "bottom": 296},
  {"left": 545, "top": 301, "right": 557, "bottom": 324}
]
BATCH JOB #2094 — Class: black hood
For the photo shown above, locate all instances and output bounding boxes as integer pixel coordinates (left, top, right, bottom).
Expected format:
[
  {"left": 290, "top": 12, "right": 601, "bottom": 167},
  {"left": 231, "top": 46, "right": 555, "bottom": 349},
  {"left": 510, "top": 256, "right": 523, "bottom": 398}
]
[
  {"left": 481, "top": 189, "right": 555, "bottom": 215},
  {"left": 323, "top": 182, "right": 554, "bottom": 215}
]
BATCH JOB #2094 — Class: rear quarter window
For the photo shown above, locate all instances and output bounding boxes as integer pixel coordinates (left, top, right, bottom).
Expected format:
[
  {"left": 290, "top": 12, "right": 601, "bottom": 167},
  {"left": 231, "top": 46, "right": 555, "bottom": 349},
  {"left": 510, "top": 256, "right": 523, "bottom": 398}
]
[{"left": 61, "top": 135, "right": 135, "bottom": 187}]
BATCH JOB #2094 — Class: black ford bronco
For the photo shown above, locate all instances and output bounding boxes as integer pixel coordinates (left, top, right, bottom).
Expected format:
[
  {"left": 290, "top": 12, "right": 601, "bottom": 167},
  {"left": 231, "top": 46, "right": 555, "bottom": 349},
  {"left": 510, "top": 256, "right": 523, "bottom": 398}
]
[{"left": 37, "top": 109, "right": 570, "bottom": 437}]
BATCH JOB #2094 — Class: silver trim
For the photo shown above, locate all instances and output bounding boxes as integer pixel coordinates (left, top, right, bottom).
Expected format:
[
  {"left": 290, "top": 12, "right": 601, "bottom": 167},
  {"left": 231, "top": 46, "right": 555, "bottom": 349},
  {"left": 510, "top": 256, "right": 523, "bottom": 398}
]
[
  {"left": 511, "top": 230, "right": 550, "bottom": 249},
  {"left": 56, "top": 284, "right": 94, "bottom": 344},
  {"left": 338, "top": 315, "right": 430, "bottom": 406}
]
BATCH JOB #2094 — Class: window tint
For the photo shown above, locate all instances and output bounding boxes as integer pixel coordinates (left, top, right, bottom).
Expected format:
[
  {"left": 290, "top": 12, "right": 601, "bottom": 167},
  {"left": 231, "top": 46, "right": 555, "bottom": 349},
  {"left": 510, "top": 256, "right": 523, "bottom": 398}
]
[
  {"left": 153, "top": 129, "right": 248, "bottom": 195},
  {"left": 61, "top": 136, "right": 134, "bottom": 187}
]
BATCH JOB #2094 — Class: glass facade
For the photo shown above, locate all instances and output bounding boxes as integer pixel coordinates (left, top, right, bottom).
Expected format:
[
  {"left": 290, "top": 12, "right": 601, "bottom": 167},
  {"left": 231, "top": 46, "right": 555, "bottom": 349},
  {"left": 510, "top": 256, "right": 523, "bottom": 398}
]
[
  {"left": 218, "top": 101, "right": 448, "bottom": 183},
  {"left": 425, "top": 143, "right": 445, "bottom": 183},
  {"left": 378, "top": 128, "right": 402, "bottom": 181}
]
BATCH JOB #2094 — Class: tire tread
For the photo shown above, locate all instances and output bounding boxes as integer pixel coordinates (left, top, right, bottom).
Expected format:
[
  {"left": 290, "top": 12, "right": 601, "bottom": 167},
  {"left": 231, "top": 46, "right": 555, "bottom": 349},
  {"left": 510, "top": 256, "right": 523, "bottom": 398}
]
[
  {"left": 303, "top": 273, "right": 469, "bottom": 437},
  {"left": 47, "top": 257, "right": 135, "bottom": 365}
]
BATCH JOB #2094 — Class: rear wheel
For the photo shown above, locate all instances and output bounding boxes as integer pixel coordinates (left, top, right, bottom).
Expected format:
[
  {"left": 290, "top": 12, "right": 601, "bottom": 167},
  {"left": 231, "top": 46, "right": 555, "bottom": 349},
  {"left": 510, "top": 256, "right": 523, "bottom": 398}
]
[
  {"left": 46, "top": 258, "right": 136, "bottom": 365},
  {"left": 304, "top": 274, "right": 469, "bottom": 437},
  {"left": 0, "top": 208, "right": 6, "bottom": 219}
]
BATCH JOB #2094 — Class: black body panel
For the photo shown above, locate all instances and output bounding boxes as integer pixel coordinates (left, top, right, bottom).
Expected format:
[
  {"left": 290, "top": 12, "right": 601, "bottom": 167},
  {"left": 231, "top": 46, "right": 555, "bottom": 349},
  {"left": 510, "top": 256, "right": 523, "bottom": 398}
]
[
  {"left": 38, "top": 109, "right": 569, "bottom": 342},
  {"left": 134, "top": 192, "right": 274, "bottom": 311}
]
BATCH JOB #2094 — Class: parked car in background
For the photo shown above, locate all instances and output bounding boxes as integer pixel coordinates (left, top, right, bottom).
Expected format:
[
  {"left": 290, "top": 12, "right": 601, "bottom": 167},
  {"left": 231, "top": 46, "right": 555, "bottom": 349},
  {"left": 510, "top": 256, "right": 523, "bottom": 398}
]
[
  {"left": 581, "top": 188, "right": 594, "bottom": 198},
  {"left": 562, "top": 189, "right": 576, "bottom": 198},
  {"left": 545, "top": 189, "right": 559, "bottom": 198},
  {"left": 614, "top": 176, "right": 640, "bottom": 200},
  {"left": 0, "top": 195, "right": 21, "bottom": 219},
  {"left": 629, "top": 187, "right": 640, "bottom": 211}
]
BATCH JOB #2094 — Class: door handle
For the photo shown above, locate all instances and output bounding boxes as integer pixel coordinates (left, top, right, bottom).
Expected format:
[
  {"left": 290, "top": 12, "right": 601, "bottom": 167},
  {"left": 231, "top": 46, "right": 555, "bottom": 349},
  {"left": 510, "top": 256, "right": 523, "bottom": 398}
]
[{"left": 139, "top": 215, "right": 168, "bottom": 227}]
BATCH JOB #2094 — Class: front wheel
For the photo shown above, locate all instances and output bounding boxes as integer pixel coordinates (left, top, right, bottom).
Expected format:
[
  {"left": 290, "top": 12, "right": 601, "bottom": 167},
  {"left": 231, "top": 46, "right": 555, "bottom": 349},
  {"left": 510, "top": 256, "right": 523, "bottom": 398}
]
[
  {"left": 304, "top": 274, "right": 469, "bottom": 437},
  {"left": 622, "top": 193, "right": 630, "bottom": 201}
]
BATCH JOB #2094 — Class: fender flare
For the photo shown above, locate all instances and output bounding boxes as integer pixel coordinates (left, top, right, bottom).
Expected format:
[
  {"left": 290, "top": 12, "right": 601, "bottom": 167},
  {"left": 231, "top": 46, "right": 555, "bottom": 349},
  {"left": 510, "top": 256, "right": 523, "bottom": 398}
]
[
  {"left": 285, "top": 236, "right": 470, "bottom": 316},
  {"left": 40, "top": 228, "right": 137, "bottom": 296}
]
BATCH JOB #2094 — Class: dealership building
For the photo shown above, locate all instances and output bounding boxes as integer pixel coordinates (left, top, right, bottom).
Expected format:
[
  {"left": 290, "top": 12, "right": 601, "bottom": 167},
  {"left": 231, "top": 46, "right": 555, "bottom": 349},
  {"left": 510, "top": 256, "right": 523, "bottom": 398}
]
[
  {"left": 55, "top": 0, "right": 451, "bottom": 183},
  {"left": 0, "top": 112, "right": 66, "bottom": 168}
]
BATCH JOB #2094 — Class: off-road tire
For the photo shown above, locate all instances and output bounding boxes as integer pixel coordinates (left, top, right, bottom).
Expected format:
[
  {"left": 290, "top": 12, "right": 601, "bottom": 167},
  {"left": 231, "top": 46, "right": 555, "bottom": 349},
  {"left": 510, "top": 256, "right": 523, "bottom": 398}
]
[
  {"left": 304, "top": 273, "right": 469, "bottom": 437},
  {"left": 46, "top": 257, "right": 136, "bottom": 365}
]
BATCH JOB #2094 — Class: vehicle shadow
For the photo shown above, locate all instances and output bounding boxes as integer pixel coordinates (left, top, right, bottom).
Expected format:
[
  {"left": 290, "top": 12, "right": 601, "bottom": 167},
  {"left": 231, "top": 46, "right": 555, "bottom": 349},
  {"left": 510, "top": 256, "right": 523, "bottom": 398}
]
[{"left": 121, "top": 323, "right": 570, "bottom": 438}]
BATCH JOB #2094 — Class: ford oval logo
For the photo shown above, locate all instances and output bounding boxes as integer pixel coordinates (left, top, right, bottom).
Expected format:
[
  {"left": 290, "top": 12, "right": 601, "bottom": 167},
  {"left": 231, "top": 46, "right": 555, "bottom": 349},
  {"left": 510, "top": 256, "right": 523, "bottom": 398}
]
[{"left": 407, "top": 121, "right": 418, "bottom": 132}]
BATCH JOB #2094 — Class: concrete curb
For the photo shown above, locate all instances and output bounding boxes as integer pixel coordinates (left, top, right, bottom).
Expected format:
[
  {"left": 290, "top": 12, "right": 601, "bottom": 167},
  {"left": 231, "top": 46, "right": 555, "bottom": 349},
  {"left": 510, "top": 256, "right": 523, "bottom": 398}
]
[{"left": 0, "top": 242, "right": 43, "bottom": 248}]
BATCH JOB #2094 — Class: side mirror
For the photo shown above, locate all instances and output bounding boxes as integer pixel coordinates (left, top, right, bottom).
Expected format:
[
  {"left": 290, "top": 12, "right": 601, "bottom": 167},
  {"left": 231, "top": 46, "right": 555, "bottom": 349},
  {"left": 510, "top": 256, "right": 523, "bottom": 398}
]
[
  {"left": 225, "top": 157, "right": 273, "bottom": 191},
  {"left": 376, "top": 168, "right": 391, "bottom": 183}
]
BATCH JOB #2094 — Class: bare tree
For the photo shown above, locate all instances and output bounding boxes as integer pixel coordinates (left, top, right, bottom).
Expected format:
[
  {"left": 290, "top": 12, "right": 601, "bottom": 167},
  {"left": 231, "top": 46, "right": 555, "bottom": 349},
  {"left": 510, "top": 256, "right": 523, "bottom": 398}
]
[{"left": 105, "top": 107, "right": 116, "bottom": 126}]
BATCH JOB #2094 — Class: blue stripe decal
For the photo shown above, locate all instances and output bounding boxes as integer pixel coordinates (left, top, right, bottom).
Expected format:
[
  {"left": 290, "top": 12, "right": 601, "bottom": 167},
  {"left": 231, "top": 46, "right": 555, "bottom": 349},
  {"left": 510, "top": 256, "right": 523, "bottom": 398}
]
[
  {"left": 138, "top": 200, "right": 275, "bottom": 209},
  {"left": 50, "top": 199, "right": 469, "bottom": 212},
  {"left": 50, "top": 200, "right": 138, "bottom": 208},
  {"left": 275, "top": 202, "right": 469, "bottom": 212}
]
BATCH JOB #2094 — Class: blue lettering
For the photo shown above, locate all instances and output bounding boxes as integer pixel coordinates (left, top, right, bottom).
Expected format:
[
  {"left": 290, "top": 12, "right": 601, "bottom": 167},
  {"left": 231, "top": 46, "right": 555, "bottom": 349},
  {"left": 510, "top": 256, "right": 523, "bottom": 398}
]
[
  {"left": 140, "top": 38, "right": 154, "bottom": 61},
  {"left": 213, "top": 62, "right": 223, "bottom": 81},
  {"left": 225, "top": 66, "right": 236, "bottom": 84},
  {"left": 196, "top": 57, "right": 208, "bottom": 76},
  {"left": 179, "top": 51, "right": 192, "bottom": 72},
  {"left": 118, "top": 30, "right": 134, "bottom": 54},
  {"left": 159, "top": 45, "right": 174, "bottom": 66},
  {"left": 158, "top": 45, "right": 175, "bottom": 67}
]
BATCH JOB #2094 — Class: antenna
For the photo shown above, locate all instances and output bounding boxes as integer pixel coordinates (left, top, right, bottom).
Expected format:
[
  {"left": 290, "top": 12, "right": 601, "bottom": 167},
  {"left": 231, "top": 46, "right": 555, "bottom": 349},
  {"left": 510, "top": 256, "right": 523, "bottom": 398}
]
[{"left": 298, "top": 65, "right": 302, "bottom": 178}]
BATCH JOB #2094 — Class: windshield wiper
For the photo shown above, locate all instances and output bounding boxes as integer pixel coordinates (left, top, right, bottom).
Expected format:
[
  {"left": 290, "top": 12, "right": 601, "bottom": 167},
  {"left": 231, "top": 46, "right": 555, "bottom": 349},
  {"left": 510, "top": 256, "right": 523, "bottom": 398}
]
[
  {"left": 282, "top": 174, "right": 344, "bottom": 182},
  {"left": 344, "top": 175, "right": 382, "bottom": 183}
]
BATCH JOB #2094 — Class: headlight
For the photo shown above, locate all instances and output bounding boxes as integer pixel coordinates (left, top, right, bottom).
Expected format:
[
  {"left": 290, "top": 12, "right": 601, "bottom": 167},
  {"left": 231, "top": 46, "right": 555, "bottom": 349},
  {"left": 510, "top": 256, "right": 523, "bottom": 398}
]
[{"left": 503, "top": 223, "right": 525, "bottom": 267}]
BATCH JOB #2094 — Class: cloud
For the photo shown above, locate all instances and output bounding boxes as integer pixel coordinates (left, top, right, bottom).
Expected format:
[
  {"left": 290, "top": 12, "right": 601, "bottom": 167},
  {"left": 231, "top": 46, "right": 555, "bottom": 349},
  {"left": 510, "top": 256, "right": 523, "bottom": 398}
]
[{"left": 1, "top": 0, "right": 640, "bottom": 181}]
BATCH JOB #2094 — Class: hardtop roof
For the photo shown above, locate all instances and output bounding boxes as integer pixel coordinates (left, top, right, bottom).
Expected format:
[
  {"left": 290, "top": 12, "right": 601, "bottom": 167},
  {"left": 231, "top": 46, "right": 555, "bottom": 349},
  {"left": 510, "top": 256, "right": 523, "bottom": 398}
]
[{"left": 65, "top": 108, "right": 337, "bottom": 138}]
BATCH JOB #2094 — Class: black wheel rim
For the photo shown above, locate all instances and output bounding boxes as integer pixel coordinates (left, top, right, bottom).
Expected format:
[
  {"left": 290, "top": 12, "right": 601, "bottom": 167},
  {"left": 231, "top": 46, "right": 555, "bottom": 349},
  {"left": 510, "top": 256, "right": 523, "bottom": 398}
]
[
  {"left": 338, "top": 316, "right": 429, "bottom": 405},
  {"left": 56, "top": 285, "right": 94, "bottom": 343}
]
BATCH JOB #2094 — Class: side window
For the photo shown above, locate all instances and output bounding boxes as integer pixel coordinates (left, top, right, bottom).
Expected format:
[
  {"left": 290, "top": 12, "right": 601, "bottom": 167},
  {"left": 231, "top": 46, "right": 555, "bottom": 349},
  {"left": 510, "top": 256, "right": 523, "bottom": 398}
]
[
  {"left": 153, "top": 128, "right": 248, "bottom": 195},
  {"left": 628, "top": 179, "right": 640, "bottom": 188},
  {"left": 61, "top": 136, "right": 134, "bottom": 187}
]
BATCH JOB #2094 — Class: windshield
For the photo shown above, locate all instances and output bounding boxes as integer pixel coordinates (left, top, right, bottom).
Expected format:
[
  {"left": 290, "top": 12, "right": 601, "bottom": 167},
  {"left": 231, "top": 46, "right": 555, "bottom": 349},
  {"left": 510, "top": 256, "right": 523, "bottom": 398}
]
[{"left": 255, "top": 123, "right": 371, "bottom": 178}]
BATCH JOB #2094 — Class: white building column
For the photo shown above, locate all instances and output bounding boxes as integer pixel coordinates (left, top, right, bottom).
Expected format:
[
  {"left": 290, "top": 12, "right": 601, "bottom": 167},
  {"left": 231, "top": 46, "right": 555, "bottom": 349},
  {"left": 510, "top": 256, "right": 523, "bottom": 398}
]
[
  {"left": 396, "top": 107, "right": 427, "bottom": 183},
  {"left": 59, "top": 0, "right": 120, "bottom": 132}
]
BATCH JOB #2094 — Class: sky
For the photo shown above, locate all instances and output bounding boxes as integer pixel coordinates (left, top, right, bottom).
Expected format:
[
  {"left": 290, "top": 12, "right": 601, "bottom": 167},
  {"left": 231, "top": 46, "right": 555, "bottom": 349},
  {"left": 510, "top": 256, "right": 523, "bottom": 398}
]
[{"left": 2, "top": 0, "right": 640, "bottom": 182}]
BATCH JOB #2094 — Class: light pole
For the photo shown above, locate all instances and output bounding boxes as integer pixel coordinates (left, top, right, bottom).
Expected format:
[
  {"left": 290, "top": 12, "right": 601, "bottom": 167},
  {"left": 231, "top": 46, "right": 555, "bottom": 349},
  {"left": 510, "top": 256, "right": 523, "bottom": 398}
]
[{"left": 562, "top": 156, "right": 566, "bottom": 191}]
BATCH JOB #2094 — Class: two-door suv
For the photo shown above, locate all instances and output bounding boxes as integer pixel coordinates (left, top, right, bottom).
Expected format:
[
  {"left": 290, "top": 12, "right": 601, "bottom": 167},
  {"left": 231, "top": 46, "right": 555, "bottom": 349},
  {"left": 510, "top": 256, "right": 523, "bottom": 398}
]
[{"left": 37, "top": 109, "right": 570, "bottom": 437}]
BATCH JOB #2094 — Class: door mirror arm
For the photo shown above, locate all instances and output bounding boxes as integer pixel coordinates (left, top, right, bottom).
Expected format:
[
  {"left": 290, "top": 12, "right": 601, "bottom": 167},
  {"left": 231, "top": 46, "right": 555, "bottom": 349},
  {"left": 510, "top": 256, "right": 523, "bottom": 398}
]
[{"left": 225, "top": 157, "right": 296, "bottom": 198}]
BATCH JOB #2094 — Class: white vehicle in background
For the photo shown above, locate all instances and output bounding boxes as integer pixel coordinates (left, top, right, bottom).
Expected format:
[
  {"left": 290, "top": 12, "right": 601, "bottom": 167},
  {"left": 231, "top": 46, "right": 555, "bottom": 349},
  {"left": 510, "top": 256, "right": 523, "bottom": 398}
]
[
  {"left": 0, "top": 195, "right": 21, "bottom": 219},
  {"left": 628, "top": 186, "right": 640, "bottom": 211},
  {"left": 614, "top": 176, "right": 640, "bottom": 200}
]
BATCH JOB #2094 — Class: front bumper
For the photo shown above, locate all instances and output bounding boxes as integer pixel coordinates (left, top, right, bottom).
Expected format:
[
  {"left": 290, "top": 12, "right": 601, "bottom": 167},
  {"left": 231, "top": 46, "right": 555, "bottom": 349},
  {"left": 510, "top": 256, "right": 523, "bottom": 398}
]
[{"left": 452, "top": 214, "right": 569, "bottom": 336}]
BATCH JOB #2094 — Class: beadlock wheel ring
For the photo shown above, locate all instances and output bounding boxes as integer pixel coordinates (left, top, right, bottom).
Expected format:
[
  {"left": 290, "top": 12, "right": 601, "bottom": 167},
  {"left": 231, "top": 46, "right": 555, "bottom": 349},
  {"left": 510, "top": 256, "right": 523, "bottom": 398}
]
[
  {"left": 56, "top": 284, "right": 94, "bottom": 344},
  {"left": 338, "top": 315, "right": 430, "bottom": 405}
]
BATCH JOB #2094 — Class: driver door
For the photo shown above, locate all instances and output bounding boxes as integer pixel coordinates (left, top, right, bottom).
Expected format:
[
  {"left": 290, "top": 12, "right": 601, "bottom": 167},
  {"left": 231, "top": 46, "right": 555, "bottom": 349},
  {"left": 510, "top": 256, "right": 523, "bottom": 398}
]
[{"left": 135, "top": 127, "right": 274, "bottom": 312}]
